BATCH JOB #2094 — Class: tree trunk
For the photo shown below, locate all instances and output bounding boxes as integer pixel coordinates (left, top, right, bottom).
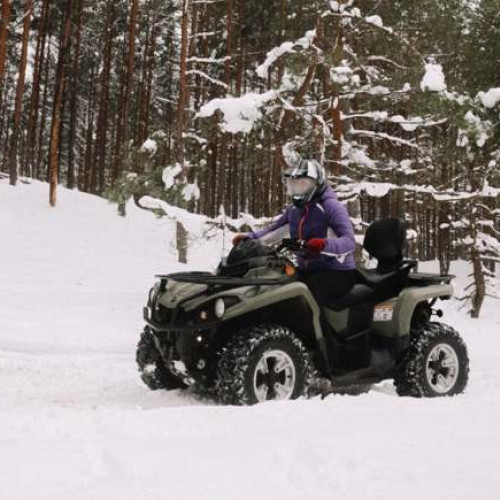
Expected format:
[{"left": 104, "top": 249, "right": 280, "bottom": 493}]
[
  {"left": 136, "top": 8, "right": 151, "bottom": 145},
  {"left": 275, "top": 54, "right": 318, "bottom": 170},
  {"left": 329, "top": 6, "right": 346, "bottom": 178},
  {"left": 0, "top": 0, "right": 11, "bottom": 89},
  {"left": 143, "top": 9, "right": 158, "bottom": 145},
  {"left": 49, "top": 0, "right": 74, "bottom": 206},
  {"left": 82, "top": 65, "right": 96, "bottom": 192},
  {"left": 93, "top": 0, "right": 116, "bottom": 193},
  {"left": 176, "top": 221, "right": 188, "bottom": 264},
  {"left": 110, "top": 0, "right": 139, "bottom": 184},
  {"left": 67, "top": 0, "right": 84, "bottom": 189},
  {"left": 8, "top": 0, "right": 32, "bottom": 186},
  {"left": 176, "top": 0, "right": 190, "bottom": 168},
  {"left": 36, "top": 42, "right": 51, "bottom": 181},
  {"left": 25, "top": 0, "right": 49, "bottom": 179},
  {"left": 122, "top": 0, "right": 139, "bottom": 151}
]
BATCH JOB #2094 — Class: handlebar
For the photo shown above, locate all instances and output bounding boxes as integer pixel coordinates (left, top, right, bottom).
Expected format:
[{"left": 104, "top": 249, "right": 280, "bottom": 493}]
[{"left": 276, "top": 238, "right": 306, "bottom": 254}]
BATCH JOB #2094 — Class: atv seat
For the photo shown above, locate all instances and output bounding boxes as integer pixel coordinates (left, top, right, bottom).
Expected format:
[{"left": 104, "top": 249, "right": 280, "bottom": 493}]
[
  {"left": 327, "top": 284, "right": 375, "bottom": 311},
  {"left": 357, "top": 260, "right": 417, "bottom": 288},
  {"left": 356, "top": 218, "right": 416, "bottom": 300},
  {"left": 357, "top": 267, "right": 394, "bottom": 287}
]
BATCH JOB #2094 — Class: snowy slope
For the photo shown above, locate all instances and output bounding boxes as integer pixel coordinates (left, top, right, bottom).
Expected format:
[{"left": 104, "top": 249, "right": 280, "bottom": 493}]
[{"left": 1, "top": 179, "right": 500, "bottom": 500}]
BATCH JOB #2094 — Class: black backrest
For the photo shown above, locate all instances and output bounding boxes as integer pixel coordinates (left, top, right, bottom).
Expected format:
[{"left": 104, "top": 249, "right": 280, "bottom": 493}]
[{"left": 363, "top": 218, "right": 407, "bottom": 273}]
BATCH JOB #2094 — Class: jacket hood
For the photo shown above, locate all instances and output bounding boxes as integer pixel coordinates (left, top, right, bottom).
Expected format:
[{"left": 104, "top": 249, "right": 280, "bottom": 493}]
[{"left": 315, "top": 184, "right": 338, "bottom": 204}]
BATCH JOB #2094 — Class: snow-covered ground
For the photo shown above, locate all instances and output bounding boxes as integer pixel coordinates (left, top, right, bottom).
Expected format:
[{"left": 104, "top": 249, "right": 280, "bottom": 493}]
[{"left": 1, "top": 180, "right": 499, "bottom": 500}]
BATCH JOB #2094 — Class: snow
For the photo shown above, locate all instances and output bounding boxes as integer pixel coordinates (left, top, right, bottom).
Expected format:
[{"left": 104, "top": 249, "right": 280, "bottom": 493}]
[
  {"left": 296, "top": 29, "right": 317, "bottom": 49},
  {"left": 350, "top": 147, "right": 376, "bottom": 169},
  {"left": 2, "top": 179, "right": 500, "bottom": 499},
  {"left": 196, "top": 91, "right": 277, "bottom": 134},
  {"left": 351, "top": 129, "right": 418, "bottom": 148},
  {"left": 365, "top": 15, "right": 384, "bottom": 28},
  {"left": 421, "top": 62, "right": 447, "bottom": 92},
  {"left": 369, "top": 85, "right": 390, "bottom": 95},
  {"left": 364, "top": 14, "right": 393, "bottom": 33},
  {"left": 477, "top": 87, "right": 500, "bottom": 108},
  {"left": 329, "top": 1, "right": 344, "bottom": 12},
  {"left": 256, "top": 30, "right": 316, "bottom": 80},
  {"left": 140, "top": 138, "right": 158, "bottom": 155},
  {"left": 390, "top": 115, "right": 424, "bottom": 132},
  {"left": 338, "top": 180, "right": 500, "bottom": 200},
  {"left": 162, "top": 163, "right": 183, "bottom": 189},
  {"left": 182, "top": 182, "right": 201, "bottom": 202},
  {"left": 256, "top": 42, "right": 295, "bottom": 79},
  {"left": 399, "top": 159, "right": 417, "bottom": 174},
  {"left": 139, "top": 195, "right": 210, "bottom": 236},
  {"left": 186, "top": 69, "right": 229, "bottom": 90},
  {"left": 25, "top": 43, "right": 37, "bottom": 85},
  {"left": 331, "top": 61, "right": 355, "bottom": 85},
  {"left": 463, "top": 110, "right": 490, "bottom": 147},
  {"left": 329, "top": 0, "right": 355, "bottom": 14}
]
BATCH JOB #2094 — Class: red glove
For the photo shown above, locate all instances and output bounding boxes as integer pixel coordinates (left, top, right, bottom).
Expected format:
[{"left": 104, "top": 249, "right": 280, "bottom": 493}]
[
  {"left": 232, "top": 234, "right": 249, "bottom": 247},
  {"left": 305, "top": 238, "right": 326, "bottom": 255}
]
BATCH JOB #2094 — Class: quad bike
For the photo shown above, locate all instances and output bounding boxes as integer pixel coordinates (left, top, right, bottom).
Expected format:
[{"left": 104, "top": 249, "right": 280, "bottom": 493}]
[{"left": 137, "top": 218, "right": 469, "bottom": 405}]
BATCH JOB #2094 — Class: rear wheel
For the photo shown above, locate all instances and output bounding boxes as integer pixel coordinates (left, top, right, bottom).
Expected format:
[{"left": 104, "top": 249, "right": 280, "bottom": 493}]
[
  {"left": 216, "top": 324, "right": 314, "bottom": 405},
  {"left": 136, "top": 329, "right": 187, "bottom": 391},
  {"left": 394, "top": 322, "right": 469, "bottom": 397}
]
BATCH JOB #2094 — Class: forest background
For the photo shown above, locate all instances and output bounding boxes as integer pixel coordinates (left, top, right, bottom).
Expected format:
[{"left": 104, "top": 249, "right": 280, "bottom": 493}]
[{"left": 0, "top": 0, "right": 499, "bottom": 317}]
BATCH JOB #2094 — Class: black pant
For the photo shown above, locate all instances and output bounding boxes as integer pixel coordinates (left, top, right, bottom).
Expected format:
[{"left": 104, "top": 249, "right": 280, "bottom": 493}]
[
  {"left": 300, "top": 269, "right": 358, "bottom": 372},
  {"left": 299, "top": 269, "right": 356, "bottom": 308}
]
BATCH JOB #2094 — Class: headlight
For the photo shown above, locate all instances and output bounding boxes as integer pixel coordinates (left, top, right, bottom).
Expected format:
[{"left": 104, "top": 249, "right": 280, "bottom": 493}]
[
  {"left": 194, "top": 297, "right": 240, "bottom": 322},
  {"left": 214, "top": 298, "right": 226, "bottom": 319}
]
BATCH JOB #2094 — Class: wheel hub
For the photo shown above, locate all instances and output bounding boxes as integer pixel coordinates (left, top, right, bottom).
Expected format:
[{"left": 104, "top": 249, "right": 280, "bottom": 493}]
[
  {"left": 425, "top": 343, "right": 459, "bottom": 394},
  {"left": 253, "top": 350, "right": 296, "bottom": 402}
]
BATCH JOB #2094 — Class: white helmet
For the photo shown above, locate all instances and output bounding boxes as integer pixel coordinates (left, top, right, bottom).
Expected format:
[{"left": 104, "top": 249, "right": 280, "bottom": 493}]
[{"left": 283, "top": 159, "right": 326, "bottom": 207}]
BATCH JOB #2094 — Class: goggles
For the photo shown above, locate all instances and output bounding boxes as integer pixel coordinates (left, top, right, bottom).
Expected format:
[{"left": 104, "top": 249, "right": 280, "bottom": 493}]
[{"left": 285, "top": 177, "right": 316, "bottom": 197}]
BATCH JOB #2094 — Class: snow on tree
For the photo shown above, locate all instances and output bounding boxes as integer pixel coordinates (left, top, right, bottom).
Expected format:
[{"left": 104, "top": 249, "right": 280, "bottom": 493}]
[
  {"left": 196, "top": 0, "right": 446, "bottom": 238},
  {"left": 478, "top": 88, "right": 500, "bottom": 109},
  {"left": 193, "top": 0, "right": 500, "bottom": 318},
  {"left": 449, "top": 91, "right": 500, "bottom": 318},
  {"left": 421, "top": 61, "right": 447, "bottom": 93},
  {"left": 0, "top": 0, "right": 499, "bottom": 317}
]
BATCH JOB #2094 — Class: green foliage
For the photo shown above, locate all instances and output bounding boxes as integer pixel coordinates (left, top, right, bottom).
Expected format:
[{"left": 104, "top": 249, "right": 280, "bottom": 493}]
[{"left": 105, "top": 132, "right": 191, "bottom": 215}]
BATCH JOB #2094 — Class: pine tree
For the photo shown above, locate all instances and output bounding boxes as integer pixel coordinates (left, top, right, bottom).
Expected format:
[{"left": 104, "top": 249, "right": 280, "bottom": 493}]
[
  {"left": 8, "top": 0, "right": 32, "bottom": 186},
  {"left": 49, "top": 0, "right": 74, "bottom": 206},
  {"left": 0, "top": 0, "right": 11, "bottom": 90}
]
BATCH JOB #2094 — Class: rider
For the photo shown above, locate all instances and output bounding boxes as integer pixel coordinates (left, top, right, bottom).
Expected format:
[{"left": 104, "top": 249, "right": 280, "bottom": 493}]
[{"left": 233, "top": 158, "right": 357, "bottom": 307}]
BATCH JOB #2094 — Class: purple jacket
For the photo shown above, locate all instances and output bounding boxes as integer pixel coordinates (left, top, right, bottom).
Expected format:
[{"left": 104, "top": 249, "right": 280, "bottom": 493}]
[{"left": 249, "top": 185, "right": 356, "bottom": 271}]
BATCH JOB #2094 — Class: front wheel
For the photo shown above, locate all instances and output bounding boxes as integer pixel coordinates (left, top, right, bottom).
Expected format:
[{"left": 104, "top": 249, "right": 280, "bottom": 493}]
[
  {"left": 136, "top": 328, "right": 187, "bottom": 391},
  {"left": 394, "top": 322, "right": 469, "bottom": 398},
  {"left": 216, "top": 324, "right": 314, "bottom": 405}
]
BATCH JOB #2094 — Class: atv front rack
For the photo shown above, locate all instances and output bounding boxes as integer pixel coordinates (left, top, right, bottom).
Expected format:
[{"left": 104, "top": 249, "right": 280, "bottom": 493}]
[{"left": 156, "top": 272, "right": 293, "bottom": 289}]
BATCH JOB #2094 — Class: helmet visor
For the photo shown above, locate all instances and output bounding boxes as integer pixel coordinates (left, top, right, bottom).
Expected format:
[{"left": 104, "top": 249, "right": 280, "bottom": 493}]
[{"left": 286, "top": 177, "right": 316, "bottom": 197}]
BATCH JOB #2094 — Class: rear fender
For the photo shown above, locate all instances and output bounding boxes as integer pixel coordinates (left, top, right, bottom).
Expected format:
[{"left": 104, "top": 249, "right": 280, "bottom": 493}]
[{"left": 378, "top": 284, "right": 454, "bottom": 337}]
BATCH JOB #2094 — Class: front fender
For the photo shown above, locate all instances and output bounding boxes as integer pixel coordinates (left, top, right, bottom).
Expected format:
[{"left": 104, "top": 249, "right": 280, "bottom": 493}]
[{"left": 222, "top": 281, "right": 324, "bottom": 343}]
